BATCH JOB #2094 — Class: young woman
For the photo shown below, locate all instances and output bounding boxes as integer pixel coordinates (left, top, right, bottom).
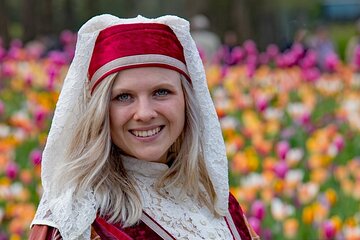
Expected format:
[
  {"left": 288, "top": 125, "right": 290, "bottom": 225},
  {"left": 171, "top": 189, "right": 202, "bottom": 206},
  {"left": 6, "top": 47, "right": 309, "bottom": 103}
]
[{"left": 29, "top": 14, "right": 259, "bottom": 240}]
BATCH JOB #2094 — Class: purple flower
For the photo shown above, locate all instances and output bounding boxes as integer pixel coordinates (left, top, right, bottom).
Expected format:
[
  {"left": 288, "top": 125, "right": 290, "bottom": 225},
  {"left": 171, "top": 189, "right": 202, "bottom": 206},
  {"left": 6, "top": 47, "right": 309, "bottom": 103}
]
[
  {"left": 232, "top": 46, "right": 245, "bottom": 63},
  {"left": 0, "top": 100, "right": 4, "bottom": 116},
  {"left": 6, "top": 162, "right": 18, "bottom": 180},
  {"left": 34, "top": 108, "right": 46, "bottom": 127},
  {"left": 60, "top": 30, "right": 76, "bottom": 45},
  {"left": 259, "top": 53, "right": 269, "bottom": 65},
  {"left": 266, "top": 44, "right": 279, "bottom": 59},
  {"left": 276, "top": 141, "right": 290, "bottom": 160},
  {"left": 248, "top": 217, "right": 261, "bottom": 235},
  {"left": 333, "top": 135, "right": 344, "bottom": 152},
  {"left": 30, "top": 149, "right": 42, "bottom": 165},
  {"left": 324, "top": 52, "right": 339, "bottom": 72},
  {"left": 354, "top": 45, "right": 360, "bottom": 70},
  {"left": 256, "top": 96, "right": 268, "bottom": 112},
  {"left": 251, "top": 200, "right": 266, "bottom": 220},
  {"left": 243, "top": 40, "right": 258, "bottom": 55},
  {"left": 274, "top": 161, "right": 288, "bottom": 178},
  {"left": 301, "top": 67, "right": 320, "bottom": 82},
  {"left": 300, "top": 50, "right": 317, "bottom": 68},
  {"left": 322, "top": 221, "right": 336, "bottom": 239}
]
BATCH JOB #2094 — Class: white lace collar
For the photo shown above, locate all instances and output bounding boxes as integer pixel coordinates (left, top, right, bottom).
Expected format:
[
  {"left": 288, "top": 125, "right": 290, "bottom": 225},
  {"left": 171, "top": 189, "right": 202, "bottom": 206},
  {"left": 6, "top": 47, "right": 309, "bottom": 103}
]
[{"left": 121, "top": 155, "right": 169, "bottom": 178}]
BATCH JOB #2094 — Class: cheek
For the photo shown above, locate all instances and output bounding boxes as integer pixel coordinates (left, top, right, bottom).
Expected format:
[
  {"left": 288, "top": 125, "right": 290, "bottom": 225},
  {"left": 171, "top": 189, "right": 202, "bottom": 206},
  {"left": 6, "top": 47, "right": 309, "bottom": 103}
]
[{"left": 109, "top": 106, "right": 128, "bottom": 130}]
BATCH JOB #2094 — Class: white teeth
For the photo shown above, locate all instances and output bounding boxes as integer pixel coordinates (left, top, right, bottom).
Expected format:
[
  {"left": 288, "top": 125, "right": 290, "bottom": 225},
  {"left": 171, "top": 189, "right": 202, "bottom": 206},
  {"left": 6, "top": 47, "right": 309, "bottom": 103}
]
[{"left": 132, "top": 127, "right": 161, "bottom": 137}]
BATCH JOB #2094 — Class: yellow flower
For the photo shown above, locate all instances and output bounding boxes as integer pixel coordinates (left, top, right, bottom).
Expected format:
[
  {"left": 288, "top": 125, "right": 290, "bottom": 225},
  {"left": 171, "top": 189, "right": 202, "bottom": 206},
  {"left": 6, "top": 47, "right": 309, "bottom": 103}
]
[
  {"left": 325, "top": 189, "right": 337, "bottom": 206},
  {"left": 302, "top": 206, "right": 313, "bottom": 224},
  {"left": 284, "top": 218, "right": 299, "bottom": 239},
  {"left": 330, "top": 216, "right": 342, "bottom": 232},
  {"left": 310, "top": 168, "right": 329, "bottom": 184}
]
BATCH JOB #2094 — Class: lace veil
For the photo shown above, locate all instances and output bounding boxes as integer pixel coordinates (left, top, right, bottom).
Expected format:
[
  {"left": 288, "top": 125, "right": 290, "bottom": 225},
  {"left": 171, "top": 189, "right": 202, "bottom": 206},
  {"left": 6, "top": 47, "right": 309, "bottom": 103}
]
[{"left": 31, "top": 14, "right": 229, "bottom": 240}]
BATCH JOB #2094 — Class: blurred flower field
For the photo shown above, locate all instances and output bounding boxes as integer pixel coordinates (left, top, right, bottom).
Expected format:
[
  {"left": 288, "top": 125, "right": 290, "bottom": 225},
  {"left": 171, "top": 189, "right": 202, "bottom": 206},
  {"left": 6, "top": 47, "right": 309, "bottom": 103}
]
[{"left": 0, "top": 34, "right": 360, "bottom": 239}]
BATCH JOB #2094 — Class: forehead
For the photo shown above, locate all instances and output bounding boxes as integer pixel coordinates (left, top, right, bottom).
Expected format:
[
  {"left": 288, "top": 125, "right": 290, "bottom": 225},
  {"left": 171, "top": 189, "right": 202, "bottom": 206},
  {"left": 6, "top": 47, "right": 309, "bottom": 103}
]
[{"left": 112, "top": 67, "right": 182, "bottom": 89}]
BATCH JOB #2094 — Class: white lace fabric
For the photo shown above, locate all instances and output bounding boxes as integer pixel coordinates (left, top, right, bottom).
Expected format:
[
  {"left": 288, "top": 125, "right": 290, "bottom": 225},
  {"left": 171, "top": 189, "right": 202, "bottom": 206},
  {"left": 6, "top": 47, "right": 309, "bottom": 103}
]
[
  {"left": 32, "top": 14, "right": 229, "bottom": 240},
  {"left": 122, "top": 156, "right": 232, "bottom": 240}
]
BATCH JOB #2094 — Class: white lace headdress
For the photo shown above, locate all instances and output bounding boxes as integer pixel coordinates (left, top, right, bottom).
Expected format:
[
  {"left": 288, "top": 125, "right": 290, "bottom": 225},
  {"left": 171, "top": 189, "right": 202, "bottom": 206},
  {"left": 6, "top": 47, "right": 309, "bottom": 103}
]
[{"left": 31, "top": 14, "right": 229, "bottom": 240}]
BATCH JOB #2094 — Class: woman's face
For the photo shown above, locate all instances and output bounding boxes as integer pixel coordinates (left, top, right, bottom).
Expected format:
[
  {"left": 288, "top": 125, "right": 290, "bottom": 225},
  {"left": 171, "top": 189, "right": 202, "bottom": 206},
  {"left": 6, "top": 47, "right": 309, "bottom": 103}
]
[{"left": 109, "top": 67, "right": 185, "bottom": 163}]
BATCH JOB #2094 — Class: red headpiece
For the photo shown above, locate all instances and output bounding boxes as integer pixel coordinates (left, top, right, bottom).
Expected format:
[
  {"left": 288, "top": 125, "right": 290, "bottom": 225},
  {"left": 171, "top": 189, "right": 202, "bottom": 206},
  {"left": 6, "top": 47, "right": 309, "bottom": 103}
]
[{"left": 88, "top": 23, "right": 190, "bottom": 93}]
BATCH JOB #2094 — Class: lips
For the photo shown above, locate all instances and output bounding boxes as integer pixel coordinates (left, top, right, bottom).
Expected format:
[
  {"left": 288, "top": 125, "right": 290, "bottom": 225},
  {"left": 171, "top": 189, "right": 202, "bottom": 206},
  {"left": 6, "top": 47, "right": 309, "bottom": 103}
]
[{"left": 130, "top": 126, "right": 164, "bottom": 138}]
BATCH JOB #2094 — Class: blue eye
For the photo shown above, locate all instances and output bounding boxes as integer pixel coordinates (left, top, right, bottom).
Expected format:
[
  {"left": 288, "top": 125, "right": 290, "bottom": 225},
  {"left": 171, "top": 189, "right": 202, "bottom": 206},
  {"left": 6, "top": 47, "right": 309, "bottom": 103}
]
[
  {"left": 155, "top": 89, "right": 169, "bottom": 96},
  {"left": 116, "top": 93, "right": 132, "bottom": 102}
]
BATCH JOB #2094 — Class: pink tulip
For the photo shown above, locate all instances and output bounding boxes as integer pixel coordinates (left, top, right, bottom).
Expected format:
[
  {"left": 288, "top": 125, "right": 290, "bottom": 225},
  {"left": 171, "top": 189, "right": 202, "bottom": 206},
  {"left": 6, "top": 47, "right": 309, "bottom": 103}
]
[
  {"left": 276, "top": 141, "right": 290, "bottom": 160},
  {"left": 246, "top": 64, "right": 256, "bottom": 78},
  {"left": 291, "top": 43, "right": 304, "bottom": 59},
  {"left": 30, "top": 149, "right": 42, "bottom": 165},
  {"left": 0, "top": 47, "right": 6, "bottom": 60},
  {"left": 324, "top": 52, "right": 339, "bottom": 72},
  {"left": 6, "top": 162, "right": 19, "bottom": 179},
  {"left": 301, "top": 67, "right": 320, "bottom": 82},
  {"left": 322, "top": 221, "right": 336, "bottom": 239},
  {"left": 259, "top": 53, "right": 269, "bottom": 65},
  {"left": 251, "top": 200, "right": 266, "bottom": 220},
  {"left": 299, "top": 111, "right": 311, "bottom": 125},
  {"left": 2, "top": 62, "right": 14, "bottom": 77},
  {"left": 275, "top": 55, "right": 286, "bottom": 68},
  {"left": 354, "top": 45, "right": 360, "bottom": 70},
  {"left": 256, "top": 96, "right": 268, "bottom": 112},
  {"left": 0, "top": 100, "right": 4, "bottom": 115},
  {"left": 333, "top": 135, "right": 344, "bottom": 152},
  {"left": 34, "top": 108, "right": 46, "bottom": 127},
  {"left": 266, "top": 44, "right": 279, "bottom": 59},
  {"left": 232, "top": 46, "right": 245, "bottom": 63},
  {"left": 248, "top": 217, "right": 261, "bottom": 235},
  {"left": 48, "top": 51, "right": 68, "bottom": 65},
  {"left": 274, "top": 161, "right": 288, "bottom": 178},
  {"left": 243, "top": 40, "right": 258, "bottom": 55},
  {"left": 25, "top": 74, "right": 33, "bottom": 86},
  {"left": 300, "top": 50, "right": 317, "bottom": 68},
  {"left": 60, "top": 30, "right": 75, "bottom": 45}
]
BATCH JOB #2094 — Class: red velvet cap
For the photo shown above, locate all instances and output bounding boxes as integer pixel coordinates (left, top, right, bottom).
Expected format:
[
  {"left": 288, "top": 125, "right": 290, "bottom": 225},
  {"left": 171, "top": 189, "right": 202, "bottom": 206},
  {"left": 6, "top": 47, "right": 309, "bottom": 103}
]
[{"left": 88, "top": 23, "right": 190, "bottom": 93}]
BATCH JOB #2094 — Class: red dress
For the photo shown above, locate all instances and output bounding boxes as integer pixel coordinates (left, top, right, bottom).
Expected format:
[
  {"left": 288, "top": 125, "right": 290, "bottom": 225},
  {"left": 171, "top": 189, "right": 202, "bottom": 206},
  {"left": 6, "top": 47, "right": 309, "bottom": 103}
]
[{"left": 29, "top": 193, "right": 259, "bottom": 240}]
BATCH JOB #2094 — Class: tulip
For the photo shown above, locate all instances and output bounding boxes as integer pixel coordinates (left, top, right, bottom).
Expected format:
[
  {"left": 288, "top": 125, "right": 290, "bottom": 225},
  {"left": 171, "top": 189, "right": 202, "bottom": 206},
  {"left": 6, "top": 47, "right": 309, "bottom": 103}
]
[
  {"left": 301, "top": 67, "right": 320, "bottom": 82},
  {"left": 251, "top": 200, "right": 266, "bottom": 220},
  {"left": 34, "top": 108, "right": 46, "bottom": 128},
  {"left": 30, "top": 149, "right": 42, "bottom": 165},
  {"left": 6, "top": 163, "right": 19, "bottom": 180},
  {"left": 276, "top": 141, "right": 290, "bottom": 160},
  {"left": 0, "top": 100, "right": 4, "bottom": 116},
  {"left": 333, "top": 135, "right": 344, "bottom": 152},
  {"left": 255, "top": 96, "right": 268, "bottom": 112},
  {"left": 243, "top": 39, "right": 258, "bottom": 55},
  {"left": 324, "top": 52, "right": 339, "bottom": 72},
  {"left": 274, "top": 161, "right": 288, "bottom": 179},
  {"left": 322, "top": 220, "right": 336, "bottom": 239},
  {"left": 248, "top": 217, "right": 261, "bottom": 235},
  {"left": 266, "top": 44, "right": 279, "bottom": 59}
]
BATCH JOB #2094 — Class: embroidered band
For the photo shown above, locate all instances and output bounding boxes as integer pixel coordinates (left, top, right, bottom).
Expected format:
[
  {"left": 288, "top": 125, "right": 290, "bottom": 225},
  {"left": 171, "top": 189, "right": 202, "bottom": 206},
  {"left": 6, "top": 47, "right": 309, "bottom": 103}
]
[
  {"left": 225, "top": 213, "right": 242, "bottom": 240},
  {"left": 88, "top": 23, "right": 190, "bottom": 93},
  {"left": 140, "top": 211, "right": 176, "bottom": 240}
]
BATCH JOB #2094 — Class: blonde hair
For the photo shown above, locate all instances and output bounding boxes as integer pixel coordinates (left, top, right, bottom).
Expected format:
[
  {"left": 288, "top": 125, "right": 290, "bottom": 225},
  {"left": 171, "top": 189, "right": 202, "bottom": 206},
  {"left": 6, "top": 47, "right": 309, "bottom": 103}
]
[{"left": 52, "top": 72, "right": 219, "bottom": 227}]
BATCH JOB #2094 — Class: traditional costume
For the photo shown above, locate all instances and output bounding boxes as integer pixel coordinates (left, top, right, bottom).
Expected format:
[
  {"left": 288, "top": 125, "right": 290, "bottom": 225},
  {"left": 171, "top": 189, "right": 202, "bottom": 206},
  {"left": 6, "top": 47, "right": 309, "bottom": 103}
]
[{"left": 29, "top": 14, "right": 259, "bottom": 240}]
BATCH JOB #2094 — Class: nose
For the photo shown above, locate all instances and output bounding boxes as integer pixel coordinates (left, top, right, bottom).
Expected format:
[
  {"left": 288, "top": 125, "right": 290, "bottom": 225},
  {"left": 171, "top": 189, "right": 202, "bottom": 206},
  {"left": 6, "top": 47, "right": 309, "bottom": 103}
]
[{"left": 133, "top": 97, "right": 157, "bottom": 122}]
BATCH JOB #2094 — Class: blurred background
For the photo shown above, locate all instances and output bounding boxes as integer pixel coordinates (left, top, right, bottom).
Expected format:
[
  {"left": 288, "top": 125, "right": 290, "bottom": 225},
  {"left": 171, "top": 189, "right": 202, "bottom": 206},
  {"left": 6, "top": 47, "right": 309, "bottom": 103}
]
[{"left": 1, "top": 0, "right": 360, "bottom": 239}]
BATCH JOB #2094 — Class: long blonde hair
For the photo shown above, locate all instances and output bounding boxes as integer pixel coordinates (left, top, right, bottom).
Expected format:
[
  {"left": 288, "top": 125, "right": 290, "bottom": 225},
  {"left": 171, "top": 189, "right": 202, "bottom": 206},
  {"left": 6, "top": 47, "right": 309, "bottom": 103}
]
[{"left": 52, "top": 72, "right": 219, "bottom": 227}]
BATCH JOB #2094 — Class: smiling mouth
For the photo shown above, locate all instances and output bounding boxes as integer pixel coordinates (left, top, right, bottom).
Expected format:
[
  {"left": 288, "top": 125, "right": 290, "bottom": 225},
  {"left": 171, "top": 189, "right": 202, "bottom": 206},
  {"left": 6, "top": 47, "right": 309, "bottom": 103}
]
[{"left": 130, "top": 126, "right": 164, "bottom": 138}]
